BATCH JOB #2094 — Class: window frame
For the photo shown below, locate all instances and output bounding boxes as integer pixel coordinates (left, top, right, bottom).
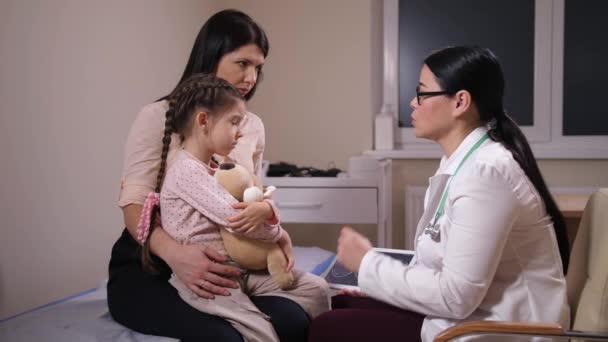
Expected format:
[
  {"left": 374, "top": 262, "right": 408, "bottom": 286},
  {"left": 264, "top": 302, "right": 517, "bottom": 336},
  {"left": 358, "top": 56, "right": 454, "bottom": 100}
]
[{"left": 372, "top": 0, "right": 608, "bottom": 159}]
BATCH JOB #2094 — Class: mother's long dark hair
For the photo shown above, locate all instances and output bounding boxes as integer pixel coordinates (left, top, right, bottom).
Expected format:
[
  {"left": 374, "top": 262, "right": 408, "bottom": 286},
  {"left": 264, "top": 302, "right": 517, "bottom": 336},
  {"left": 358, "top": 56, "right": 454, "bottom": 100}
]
[
  {"left": 424, "top": 46, "right": 570, "bottom": 273},
  {"left": 162, "top": 9, "right": 269, "bottom": 101}
]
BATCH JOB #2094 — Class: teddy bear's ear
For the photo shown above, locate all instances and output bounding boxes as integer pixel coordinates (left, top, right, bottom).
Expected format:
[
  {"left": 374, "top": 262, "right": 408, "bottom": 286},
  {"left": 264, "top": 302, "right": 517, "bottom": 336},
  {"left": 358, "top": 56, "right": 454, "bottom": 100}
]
[{"left": 219, "top": 163, "right": 235, "bottom": 170}]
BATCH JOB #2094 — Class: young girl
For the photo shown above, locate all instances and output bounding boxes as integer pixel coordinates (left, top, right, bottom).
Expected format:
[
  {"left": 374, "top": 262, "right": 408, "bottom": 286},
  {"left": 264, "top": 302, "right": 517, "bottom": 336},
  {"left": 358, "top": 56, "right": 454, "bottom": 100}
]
[{"left": 135, "top": 73, "right": 329, "bottom": 342}]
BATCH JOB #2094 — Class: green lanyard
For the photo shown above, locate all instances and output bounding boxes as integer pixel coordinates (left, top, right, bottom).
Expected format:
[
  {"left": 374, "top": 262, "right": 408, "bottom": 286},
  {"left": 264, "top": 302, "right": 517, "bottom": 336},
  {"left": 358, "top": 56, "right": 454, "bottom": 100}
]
[{"left": 424, "top": 133, "right": 489, "bottom": 241}]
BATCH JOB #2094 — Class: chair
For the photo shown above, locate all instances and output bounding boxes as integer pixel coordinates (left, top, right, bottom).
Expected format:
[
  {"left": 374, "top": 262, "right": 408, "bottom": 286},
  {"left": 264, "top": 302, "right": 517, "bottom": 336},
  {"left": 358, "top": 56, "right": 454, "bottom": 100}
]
[{"left": 434, "top": 189, "right": 608, "bottom": 341}]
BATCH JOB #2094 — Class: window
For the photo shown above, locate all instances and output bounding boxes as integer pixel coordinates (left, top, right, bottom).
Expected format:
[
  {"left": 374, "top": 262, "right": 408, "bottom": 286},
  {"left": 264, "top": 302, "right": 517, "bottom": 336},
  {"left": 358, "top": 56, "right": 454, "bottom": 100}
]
[
  {"left": 376, "top": 0, "right": 608, "bottom": 159},
  {"left": 562, "top": 0, "right": 608, "bottom": 136}
]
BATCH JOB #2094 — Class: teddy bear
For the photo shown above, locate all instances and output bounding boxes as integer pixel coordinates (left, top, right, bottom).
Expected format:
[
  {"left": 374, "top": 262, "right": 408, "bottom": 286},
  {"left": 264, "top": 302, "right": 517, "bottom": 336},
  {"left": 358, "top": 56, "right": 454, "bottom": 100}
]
[{"left": 215, "top": 162, "right": 295, "bottom": 290}]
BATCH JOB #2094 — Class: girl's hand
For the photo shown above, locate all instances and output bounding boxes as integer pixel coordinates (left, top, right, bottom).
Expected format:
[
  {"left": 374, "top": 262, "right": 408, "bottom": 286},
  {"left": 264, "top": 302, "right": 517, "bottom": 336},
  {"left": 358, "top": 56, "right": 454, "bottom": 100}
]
[
  {"left": 228, "top": 201, "right": 274, "bottom": 234},
  {"left": 336, "top": 226, "right": 373, "bottom": 273},
  {"left": 337, "top": 288, "right": 368, "bottom": 297},
  {"left": 277, "top": 230, "right": 295, "bottom": 272},
  {"left": 166, "top": 244, "right": 241, "bottom": 299}
]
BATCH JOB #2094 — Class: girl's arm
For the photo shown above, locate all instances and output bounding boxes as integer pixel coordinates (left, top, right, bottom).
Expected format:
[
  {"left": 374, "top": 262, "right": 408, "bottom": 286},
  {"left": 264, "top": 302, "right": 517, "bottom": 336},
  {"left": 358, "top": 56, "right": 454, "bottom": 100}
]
[
  {"left": 226, "top": 117, "right": 282, "bottom": 234},
  {"left": 171, "top": 158, "right": 282, "bottom": 242},
  {"left": 228, "top": 198, "right": 280, "bottom": 233}
]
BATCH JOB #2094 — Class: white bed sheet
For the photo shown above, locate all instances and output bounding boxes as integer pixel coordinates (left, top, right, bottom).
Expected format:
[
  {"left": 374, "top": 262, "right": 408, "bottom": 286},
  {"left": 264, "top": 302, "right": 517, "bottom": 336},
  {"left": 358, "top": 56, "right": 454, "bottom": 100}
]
[{"left": 0, "top": 246, "right": 334, "bottom": 342}]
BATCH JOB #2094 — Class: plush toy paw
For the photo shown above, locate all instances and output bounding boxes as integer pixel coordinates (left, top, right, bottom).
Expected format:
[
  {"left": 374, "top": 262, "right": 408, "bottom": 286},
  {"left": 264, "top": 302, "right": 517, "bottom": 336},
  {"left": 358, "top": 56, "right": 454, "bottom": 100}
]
[
  {"left": 267, "top": 246, "right": 295, "bottom": 290},
  {"left": 271, "top": 270, "right": 295, "bottom": 290}
]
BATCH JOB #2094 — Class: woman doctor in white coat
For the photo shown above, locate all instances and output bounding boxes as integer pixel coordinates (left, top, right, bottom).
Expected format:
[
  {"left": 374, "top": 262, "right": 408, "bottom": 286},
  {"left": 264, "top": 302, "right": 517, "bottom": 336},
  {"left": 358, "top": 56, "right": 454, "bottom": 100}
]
[{"left": 309, "top": 46, "right": 571, "bottom": 342}]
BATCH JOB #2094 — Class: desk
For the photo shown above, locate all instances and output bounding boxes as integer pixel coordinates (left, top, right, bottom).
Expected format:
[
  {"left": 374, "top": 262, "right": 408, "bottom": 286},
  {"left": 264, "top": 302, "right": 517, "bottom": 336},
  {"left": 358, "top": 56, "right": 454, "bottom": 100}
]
[
  {"left": 554, "top": 193, "right": 589, "bottom": 218},
  {"left": 263, "top": 159, "right": 393, "bottom": 247},
  {"left": 554, "top": 193, "right": 590, "bottom": 248}
]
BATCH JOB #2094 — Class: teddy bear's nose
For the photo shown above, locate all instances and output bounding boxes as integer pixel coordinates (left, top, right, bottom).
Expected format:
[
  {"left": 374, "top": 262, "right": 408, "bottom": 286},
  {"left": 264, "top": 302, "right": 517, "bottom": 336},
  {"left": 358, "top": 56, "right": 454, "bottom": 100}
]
[{"left": 219, "top": 163, "right": 235, "bottom": 170}]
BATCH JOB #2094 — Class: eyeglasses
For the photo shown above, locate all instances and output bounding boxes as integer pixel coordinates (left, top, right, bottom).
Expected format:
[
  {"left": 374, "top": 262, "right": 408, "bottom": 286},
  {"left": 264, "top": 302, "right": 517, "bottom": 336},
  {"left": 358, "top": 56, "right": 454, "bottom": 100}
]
[{"left": 416, "top": 90, "right": 450, "bottom": 105}]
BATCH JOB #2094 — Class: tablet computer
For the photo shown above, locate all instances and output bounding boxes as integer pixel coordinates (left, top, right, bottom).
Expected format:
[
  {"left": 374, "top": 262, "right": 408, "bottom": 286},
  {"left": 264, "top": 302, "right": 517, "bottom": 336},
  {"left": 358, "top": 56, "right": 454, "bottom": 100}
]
[{"left": 322, "top": 248, "right": 415, "bottom": 290}]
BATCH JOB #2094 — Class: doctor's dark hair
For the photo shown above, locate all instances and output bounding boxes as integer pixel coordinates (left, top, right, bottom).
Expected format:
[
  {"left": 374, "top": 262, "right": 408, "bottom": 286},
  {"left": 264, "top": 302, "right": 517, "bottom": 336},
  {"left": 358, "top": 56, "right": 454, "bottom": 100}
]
[
  {"left": 142, "top": 73, "right": 243, "bottom": 272},
  {"left": 424, "top": 46, "right": 570, "bottom": 274},
  {"left": 162, "top": 9, "right": 269, "bottom": 102}
]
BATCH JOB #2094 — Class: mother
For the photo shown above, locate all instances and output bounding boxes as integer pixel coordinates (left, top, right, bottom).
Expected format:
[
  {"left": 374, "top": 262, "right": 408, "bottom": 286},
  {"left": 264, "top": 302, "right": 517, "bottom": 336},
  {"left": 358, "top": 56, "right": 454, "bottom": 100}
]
[{"left": 108, "top": 9, "right": 313, "bottom": 342}]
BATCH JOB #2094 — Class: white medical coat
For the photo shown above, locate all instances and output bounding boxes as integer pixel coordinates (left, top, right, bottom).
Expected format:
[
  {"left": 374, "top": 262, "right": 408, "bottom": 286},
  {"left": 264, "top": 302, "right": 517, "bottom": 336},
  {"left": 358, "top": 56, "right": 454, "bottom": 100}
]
[{"left": 358, "top": 127, "right": 569, "bottom": 341}]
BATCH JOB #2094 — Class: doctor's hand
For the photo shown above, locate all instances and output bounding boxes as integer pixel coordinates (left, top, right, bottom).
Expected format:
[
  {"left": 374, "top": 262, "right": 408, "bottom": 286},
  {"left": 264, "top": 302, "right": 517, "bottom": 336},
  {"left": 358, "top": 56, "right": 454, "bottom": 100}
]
[
  {"left": 336, "top": 226, "right": 373, "bottom": 273},
  {"left": 228, "top": 201, "right": 274, "bottom": 234}
]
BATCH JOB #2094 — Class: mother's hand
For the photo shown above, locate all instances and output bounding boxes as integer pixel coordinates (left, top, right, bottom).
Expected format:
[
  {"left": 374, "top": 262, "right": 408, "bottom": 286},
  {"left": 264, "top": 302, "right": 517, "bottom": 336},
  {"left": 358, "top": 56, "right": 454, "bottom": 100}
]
[{"left": 166, "top": 244, "right": 241, "bottom": 299}]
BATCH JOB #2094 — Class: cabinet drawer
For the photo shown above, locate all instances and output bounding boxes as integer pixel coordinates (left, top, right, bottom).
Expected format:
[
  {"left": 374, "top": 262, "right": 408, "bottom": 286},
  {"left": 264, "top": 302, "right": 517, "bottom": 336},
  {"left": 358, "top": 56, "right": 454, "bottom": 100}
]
[{"left": 273, "top": 188, "right": 377, "bottom": 224}]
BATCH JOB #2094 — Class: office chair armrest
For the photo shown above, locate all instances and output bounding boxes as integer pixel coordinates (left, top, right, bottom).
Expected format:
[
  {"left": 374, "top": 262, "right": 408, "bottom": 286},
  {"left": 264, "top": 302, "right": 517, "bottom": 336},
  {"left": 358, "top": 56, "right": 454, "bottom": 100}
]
[
  {"left": 434, "top": 321, "right": 608, "bottom": 341},
  {"left": 434, "top": 321, "right": 563, "bottom": 342}
]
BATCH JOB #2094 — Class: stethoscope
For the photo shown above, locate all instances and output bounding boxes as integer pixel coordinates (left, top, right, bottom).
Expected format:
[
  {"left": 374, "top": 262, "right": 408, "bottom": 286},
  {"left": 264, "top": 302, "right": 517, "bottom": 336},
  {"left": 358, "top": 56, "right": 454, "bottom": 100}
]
[{"left": 423, "top": 133, "right": 489, "bottom": 242}]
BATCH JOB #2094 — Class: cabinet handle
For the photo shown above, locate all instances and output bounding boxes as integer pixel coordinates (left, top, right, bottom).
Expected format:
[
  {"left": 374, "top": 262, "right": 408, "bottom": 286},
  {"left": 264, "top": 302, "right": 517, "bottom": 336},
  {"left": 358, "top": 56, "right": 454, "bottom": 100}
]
[{"left": 276, "top": 202, "right": 323, "bottom": 209}]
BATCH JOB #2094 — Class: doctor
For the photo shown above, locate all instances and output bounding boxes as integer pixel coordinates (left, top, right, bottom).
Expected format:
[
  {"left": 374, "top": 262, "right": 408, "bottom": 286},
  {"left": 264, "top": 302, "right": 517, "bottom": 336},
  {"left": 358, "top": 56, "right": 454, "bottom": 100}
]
[{"left": 309, "top": 46, "right": 571, "bottom": 342}]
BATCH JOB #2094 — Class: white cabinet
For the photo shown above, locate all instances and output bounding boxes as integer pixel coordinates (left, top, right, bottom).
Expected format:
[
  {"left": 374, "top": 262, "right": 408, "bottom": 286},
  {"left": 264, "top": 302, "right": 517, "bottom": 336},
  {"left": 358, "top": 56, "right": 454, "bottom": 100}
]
[{"left": 263, "top": 159, "right": 393, "bottom": 247}]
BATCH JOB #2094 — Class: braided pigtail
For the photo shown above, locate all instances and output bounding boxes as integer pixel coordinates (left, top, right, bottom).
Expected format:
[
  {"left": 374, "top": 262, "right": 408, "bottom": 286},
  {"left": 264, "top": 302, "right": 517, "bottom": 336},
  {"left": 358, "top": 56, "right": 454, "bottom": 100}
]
[{"left": 140, "top": 102, "right": 176, "bottom": 273}]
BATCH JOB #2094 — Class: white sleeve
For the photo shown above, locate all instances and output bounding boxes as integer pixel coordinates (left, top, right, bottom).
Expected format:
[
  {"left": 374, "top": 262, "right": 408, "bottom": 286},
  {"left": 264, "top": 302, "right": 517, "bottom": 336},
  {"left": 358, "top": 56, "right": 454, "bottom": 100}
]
[{"left": 358, "top": 161, "right": 520, "bottom": 319}]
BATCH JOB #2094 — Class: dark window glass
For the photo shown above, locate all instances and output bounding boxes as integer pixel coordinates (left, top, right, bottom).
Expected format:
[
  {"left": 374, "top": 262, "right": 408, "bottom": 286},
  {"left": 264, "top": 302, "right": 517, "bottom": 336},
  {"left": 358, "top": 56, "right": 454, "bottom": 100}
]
[
  {"left": 563, "top": 0, "right": 608, "bottom": 136},
  {"left": 398, "top": 0, "right": 534, "bottom": 127}
]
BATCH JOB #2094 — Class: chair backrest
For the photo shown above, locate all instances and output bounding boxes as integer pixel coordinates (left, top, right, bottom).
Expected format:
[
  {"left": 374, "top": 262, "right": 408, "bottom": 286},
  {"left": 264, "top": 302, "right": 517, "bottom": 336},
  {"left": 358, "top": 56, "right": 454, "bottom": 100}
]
[{"left": 566, "top": 188, "right": 608, "bottom": 332}]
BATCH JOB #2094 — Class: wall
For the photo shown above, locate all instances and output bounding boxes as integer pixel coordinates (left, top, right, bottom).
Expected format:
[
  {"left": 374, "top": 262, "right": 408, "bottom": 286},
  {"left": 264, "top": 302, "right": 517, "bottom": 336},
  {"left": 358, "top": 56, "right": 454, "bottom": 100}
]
[
  {"left": 217, "top": 0, "right": 373, "bottom": 169},
  {"left": 0, "top": 0, "right": 220, "bottom": 319},
  {"left": 2, "top": 0, "right": 608, "bottom": 319}
]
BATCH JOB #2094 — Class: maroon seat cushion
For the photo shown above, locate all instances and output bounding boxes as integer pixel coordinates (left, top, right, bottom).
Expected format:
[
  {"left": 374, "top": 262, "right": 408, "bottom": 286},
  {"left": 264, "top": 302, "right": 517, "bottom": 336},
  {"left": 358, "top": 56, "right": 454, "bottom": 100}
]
[{"left": 308, "top": 295, "right": 424, "bottom": 341}]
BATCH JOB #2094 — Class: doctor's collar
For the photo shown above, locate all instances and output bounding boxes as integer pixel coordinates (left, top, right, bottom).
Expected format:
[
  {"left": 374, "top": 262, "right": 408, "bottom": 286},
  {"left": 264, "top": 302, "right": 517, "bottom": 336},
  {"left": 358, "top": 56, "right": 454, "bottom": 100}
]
[{"left": 435, "top": 126, "right": 489, "bottom": 176}]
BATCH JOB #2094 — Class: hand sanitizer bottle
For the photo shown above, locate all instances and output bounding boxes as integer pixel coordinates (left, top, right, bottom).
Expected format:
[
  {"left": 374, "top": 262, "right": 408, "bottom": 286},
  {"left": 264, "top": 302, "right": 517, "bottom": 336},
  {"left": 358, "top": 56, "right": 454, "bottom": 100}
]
[{"left": 375, "top": 104, "right": 394, "bottom": 150}]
